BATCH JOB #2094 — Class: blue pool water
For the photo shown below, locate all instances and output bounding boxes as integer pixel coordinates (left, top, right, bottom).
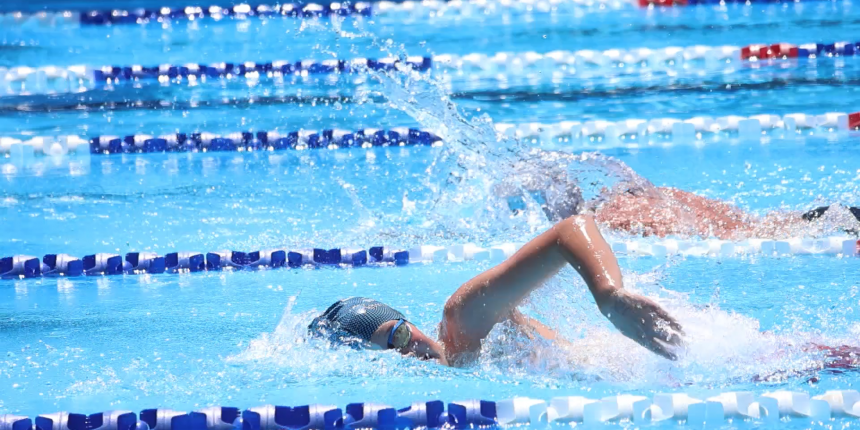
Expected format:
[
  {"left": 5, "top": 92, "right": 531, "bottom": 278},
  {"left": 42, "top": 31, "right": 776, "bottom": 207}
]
[{"left": 1, "top": 0, "right": 860, "bottom": 426}]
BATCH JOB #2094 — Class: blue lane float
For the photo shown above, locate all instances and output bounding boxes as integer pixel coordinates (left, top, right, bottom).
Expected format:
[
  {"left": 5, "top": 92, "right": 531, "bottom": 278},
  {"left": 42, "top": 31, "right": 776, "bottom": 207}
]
[
  {"left": 446, "top": 401, "right": 497, "bottom": 429},
  {"left": 32, "top": 411, "right": 138, "bottom": 430},
  {"left": 192, "top": 407, "right": 241, "bottom": 430},
  {"left": 87, "top": 57, "right": 432, "bottom": 82},
  {"left": 87, "top": 128, "right": 442, "bottom": 155},
  {"left": 0, "top": 415, "right": 32, "bottom": 430},
  {"left": 242, "top": 405, "right": 343, "bottom": 430},
  {"left": 343, "top": 404, "right": 396, "bottom": 430},
  {"left": 76, "top": 3, "right": 372, "bottom": 24},
  {"left": 15, "top": 401, "right": 488, "bottom": 430},
  {"left": 0, "top": 246, "right": 409, "bottom": 280},
  {"left": 138, "top": 410, "right": 195, "bottom": 430},
  {"left": 12, "top": 390, "right": 860, "bottom": 429}
]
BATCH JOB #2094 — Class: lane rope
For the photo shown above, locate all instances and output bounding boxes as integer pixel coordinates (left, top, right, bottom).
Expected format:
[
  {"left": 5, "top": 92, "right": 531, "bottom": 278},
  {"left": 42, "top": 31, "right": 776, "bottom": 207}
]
[
  {"left": 0, "top": 127, "right": 442, "bottom": 156},
  {"left": 2, "top": 235, "right": 857, "bottom": 279},
  {"left": 0, "top": 0, "right": 842, "bottom": 29},
  {"left": 1, "top": 110, "right": 857, "bottom": 158},
  {"left": 8, "top": 390, "right": 860, "bottom": 430},
  {"left": 3, "top": 41, "right": 859, "bottom": 96}
]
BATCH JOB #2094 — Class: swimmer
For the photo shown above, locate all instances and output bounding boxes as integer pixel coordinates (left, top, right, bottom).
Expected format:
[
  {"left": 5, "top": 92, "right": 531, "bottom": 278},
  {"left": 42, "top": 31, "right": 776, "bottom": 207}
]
[
  {"left": 593, "top": 188, "right": 860, "bottom": 240},
  {"left": 495, "top": 150, "right": 860, "bottom": 239},
  {"left": 309, "top": 214, "right": 685, "bottom": 366}
]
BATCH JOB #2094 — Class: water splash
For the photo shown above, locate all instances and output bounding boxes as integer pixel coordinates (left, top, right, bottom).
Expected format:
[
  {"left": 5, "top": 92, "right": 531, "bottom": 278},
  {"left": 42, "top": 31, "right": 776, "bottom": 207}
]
[
  {"left": 373, "top": 65, "right": 659, "bottom": 242},
  {"left": 474, "top": 266, "right": 858, "bottom": 388},
  {"left": 227, "top": 295, "right": 453, "bottom": 381},
  {"left": 223, "top": 270, "right": 858, "bottom": 391},
  {"left": 371, "top": 65, "right": 860, "bottom": 241}
]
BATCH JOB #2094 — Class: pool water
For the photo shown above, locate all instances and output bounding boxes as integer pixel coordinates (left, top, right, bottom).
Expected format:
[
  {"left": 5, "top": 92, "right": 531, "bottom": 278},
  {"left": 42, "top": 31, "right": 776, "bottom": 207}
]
[
  {"left": 1, "top": 142, "right": 859, "bottom": 256},
  {"left": 1, "top": 0, "right": 860, "bottom": 426},
  {"left": 1, "top": 257, "right": 859, "bottom": 413}
]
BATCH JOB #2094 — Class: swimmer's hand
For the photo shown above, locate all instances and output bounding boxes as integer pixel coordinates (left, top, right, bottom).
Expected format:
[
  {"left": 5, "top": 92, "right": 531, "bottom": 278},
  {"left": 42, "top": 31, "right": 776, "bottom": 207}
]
[{"left": 598, "top": 290, "right": 685, "bottom": 360}]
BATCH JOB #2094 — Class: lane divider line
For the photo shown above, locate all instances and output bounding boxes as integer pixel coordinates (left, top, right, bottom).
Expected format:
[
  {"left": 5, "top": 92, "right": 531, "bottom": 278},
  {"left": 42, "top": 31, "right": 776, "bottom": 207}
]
[
  {"left": 0, "top": 127, "right": 442, "bottom": 157},
  {"left": 4, "top": 41, "right": 859, "bottom": 96},
  {"left": 8, "top": 389, "right": 860, "bottom": 430},
  {"left": 0, "top": 0, "right": 843, "bottom": 30},
  {"left": 2, "top": 237, "right": 857, "bottom": 279},
  {"left": 1, "top": 110, "right": 857, "bottom": 159}
]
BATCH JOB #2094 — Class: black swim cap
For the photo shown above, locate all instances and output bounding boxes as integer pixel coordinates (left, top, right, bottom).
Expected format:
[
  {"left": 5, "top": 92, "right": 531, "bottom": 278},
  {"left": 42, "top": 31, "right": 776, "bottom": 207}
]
[{"left": 308, "top": 297, "right": 406, "bottom": 346}]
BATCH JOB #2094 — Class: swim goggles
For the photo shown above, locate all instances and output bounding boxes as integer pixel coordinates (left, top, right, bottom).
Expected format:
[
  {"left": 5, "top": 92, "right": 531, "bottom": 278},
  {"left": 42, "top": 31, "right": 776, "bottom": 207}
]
[{"left": 387, "top": 319, "right": 412, "bottom": 350}]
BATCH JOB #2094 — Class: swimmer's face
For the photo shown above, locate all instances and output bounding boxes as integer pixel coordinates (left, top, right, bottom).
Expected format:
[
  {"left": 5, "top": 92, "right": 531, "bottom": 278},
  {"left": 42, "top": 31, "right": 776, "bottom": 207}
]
[
  {"left": 372, "top": 321, "right": 448, "bottom": 365},
  {"left": 400, "top": 324, "right": 447, "bottom": 364}
]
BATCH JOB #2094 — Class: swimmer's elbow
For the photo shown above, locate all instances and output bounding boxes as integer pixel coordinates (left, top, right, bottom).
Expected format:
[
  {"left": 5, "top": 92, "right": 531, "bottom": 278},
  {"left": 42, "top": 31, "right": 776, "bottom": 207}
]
[
  {"left": 441, "top": 294, "right": 485, "bottom": 359},
  {"left": 557, "top": 214, "right": 596, "bottom": 231},
  {"left": 440, "top": 298, "right": 463, "bottom": 345},
  {"left": 442, "top": 293, "right": 474, "bottom": 338},
  {"left": 571, "top": 214, "right": 595, "bottom": 224},
  {"left": 442, "top": 296, "right": 462, "bottom": 324}
]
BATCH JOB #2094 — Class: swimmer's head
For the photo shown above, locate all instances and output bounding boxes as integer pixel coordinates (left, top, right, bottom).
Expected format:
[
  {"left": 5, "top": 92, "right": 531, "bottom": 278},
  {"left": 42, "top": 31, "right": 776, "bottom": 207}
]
[
  {"left": 308, "top": 297, "right": 447, "bottom": 364},
  {"left": 494, "top": 160, "right": 585, "bottom": 222}
]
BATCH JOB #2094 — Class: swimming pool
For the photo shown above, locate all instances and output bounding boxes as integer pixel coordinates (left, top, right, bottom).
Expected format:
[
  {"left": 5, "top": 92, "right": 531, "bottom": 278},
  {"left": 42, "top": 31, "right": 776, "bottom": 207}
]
[{"left": 2, "top": 0, "right": 860, "bottom": 428}]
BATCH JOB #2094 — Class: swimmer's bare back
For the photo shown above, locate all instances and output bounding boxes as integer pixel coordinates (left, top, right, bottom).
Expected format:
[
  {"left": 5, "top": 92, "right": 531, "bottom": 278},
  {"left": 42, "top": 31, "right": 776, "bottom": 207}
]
[
  {"left": 593, "top": 187, "right": 749, "bottom": 239},
  {"left": 439, "top": 215, "right": 685, "bottom": 366},
  {"left": 590, "top": 187, "right": 843, "bottom": 239}
]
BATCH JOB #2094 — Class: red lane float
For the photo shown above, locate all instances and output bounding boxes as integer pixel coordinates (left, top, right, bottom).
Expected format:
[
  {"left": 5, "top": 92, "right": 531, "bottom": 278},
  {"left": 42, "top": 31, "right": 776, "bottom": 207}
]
[
  {"left": 741, "top": 41, "right": 857, "bottom": 60},
  {"left": 638, "top": 0, "right": 687, "bottom": 7},
  {"left": 850, "top": 112, "right": 860, "bottom": 130},
  {"left": 741, "top": 44, "right": 797, "bottom": 60}
]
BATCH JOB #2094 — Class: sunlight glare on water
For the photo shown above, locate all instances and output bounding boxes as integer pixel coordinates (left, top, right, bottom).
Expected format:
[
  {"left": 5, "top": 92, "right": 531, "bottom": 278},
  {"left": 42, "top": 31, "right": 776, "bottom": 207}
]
[{"left": 0, "top": 0, "right": 859, "bottom": 426}]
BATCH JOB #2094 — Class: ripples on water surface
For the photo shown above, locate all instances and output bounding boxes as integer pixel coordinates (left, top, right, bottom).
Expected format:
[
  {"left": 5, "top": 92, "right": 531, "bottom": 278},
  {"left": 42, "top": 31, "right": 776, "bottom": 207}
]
[{"left": 0, "top": 0, "right": 859, "bottom": 421}]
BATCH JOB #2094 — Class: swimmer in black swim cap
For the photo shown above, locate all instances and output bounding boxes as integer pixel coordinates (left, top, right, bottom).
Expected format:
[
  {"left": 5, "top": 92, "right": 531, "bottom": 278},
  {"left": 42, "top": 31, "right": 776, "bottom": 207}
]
[
  {"left": 309, "top": 297, "right": 446, "bottom": 363},
  {"left": 310, "top": 215, "right": 860, "bottom": 377},
  {"left": 311, "top": 215, "right": 685, "bottom": 367}
]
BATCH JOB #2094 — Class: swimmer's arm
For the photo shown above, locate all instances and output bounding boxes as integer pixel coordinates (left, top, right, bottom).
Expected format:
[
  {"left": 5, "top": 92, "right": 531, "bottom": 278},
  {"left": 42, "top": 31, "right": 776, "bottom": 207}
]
[
  {"left": 441, "top": 215, "right": 613, "bottom": 356},
  {"left": 508, "top": 308, "right": 558, "bottom": 341},
  {"left": 556, "top": 216, "right": 685, "bottom": 359},
  {"left": 441, "top": 215, "right": 684, "bottom": 360}
]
